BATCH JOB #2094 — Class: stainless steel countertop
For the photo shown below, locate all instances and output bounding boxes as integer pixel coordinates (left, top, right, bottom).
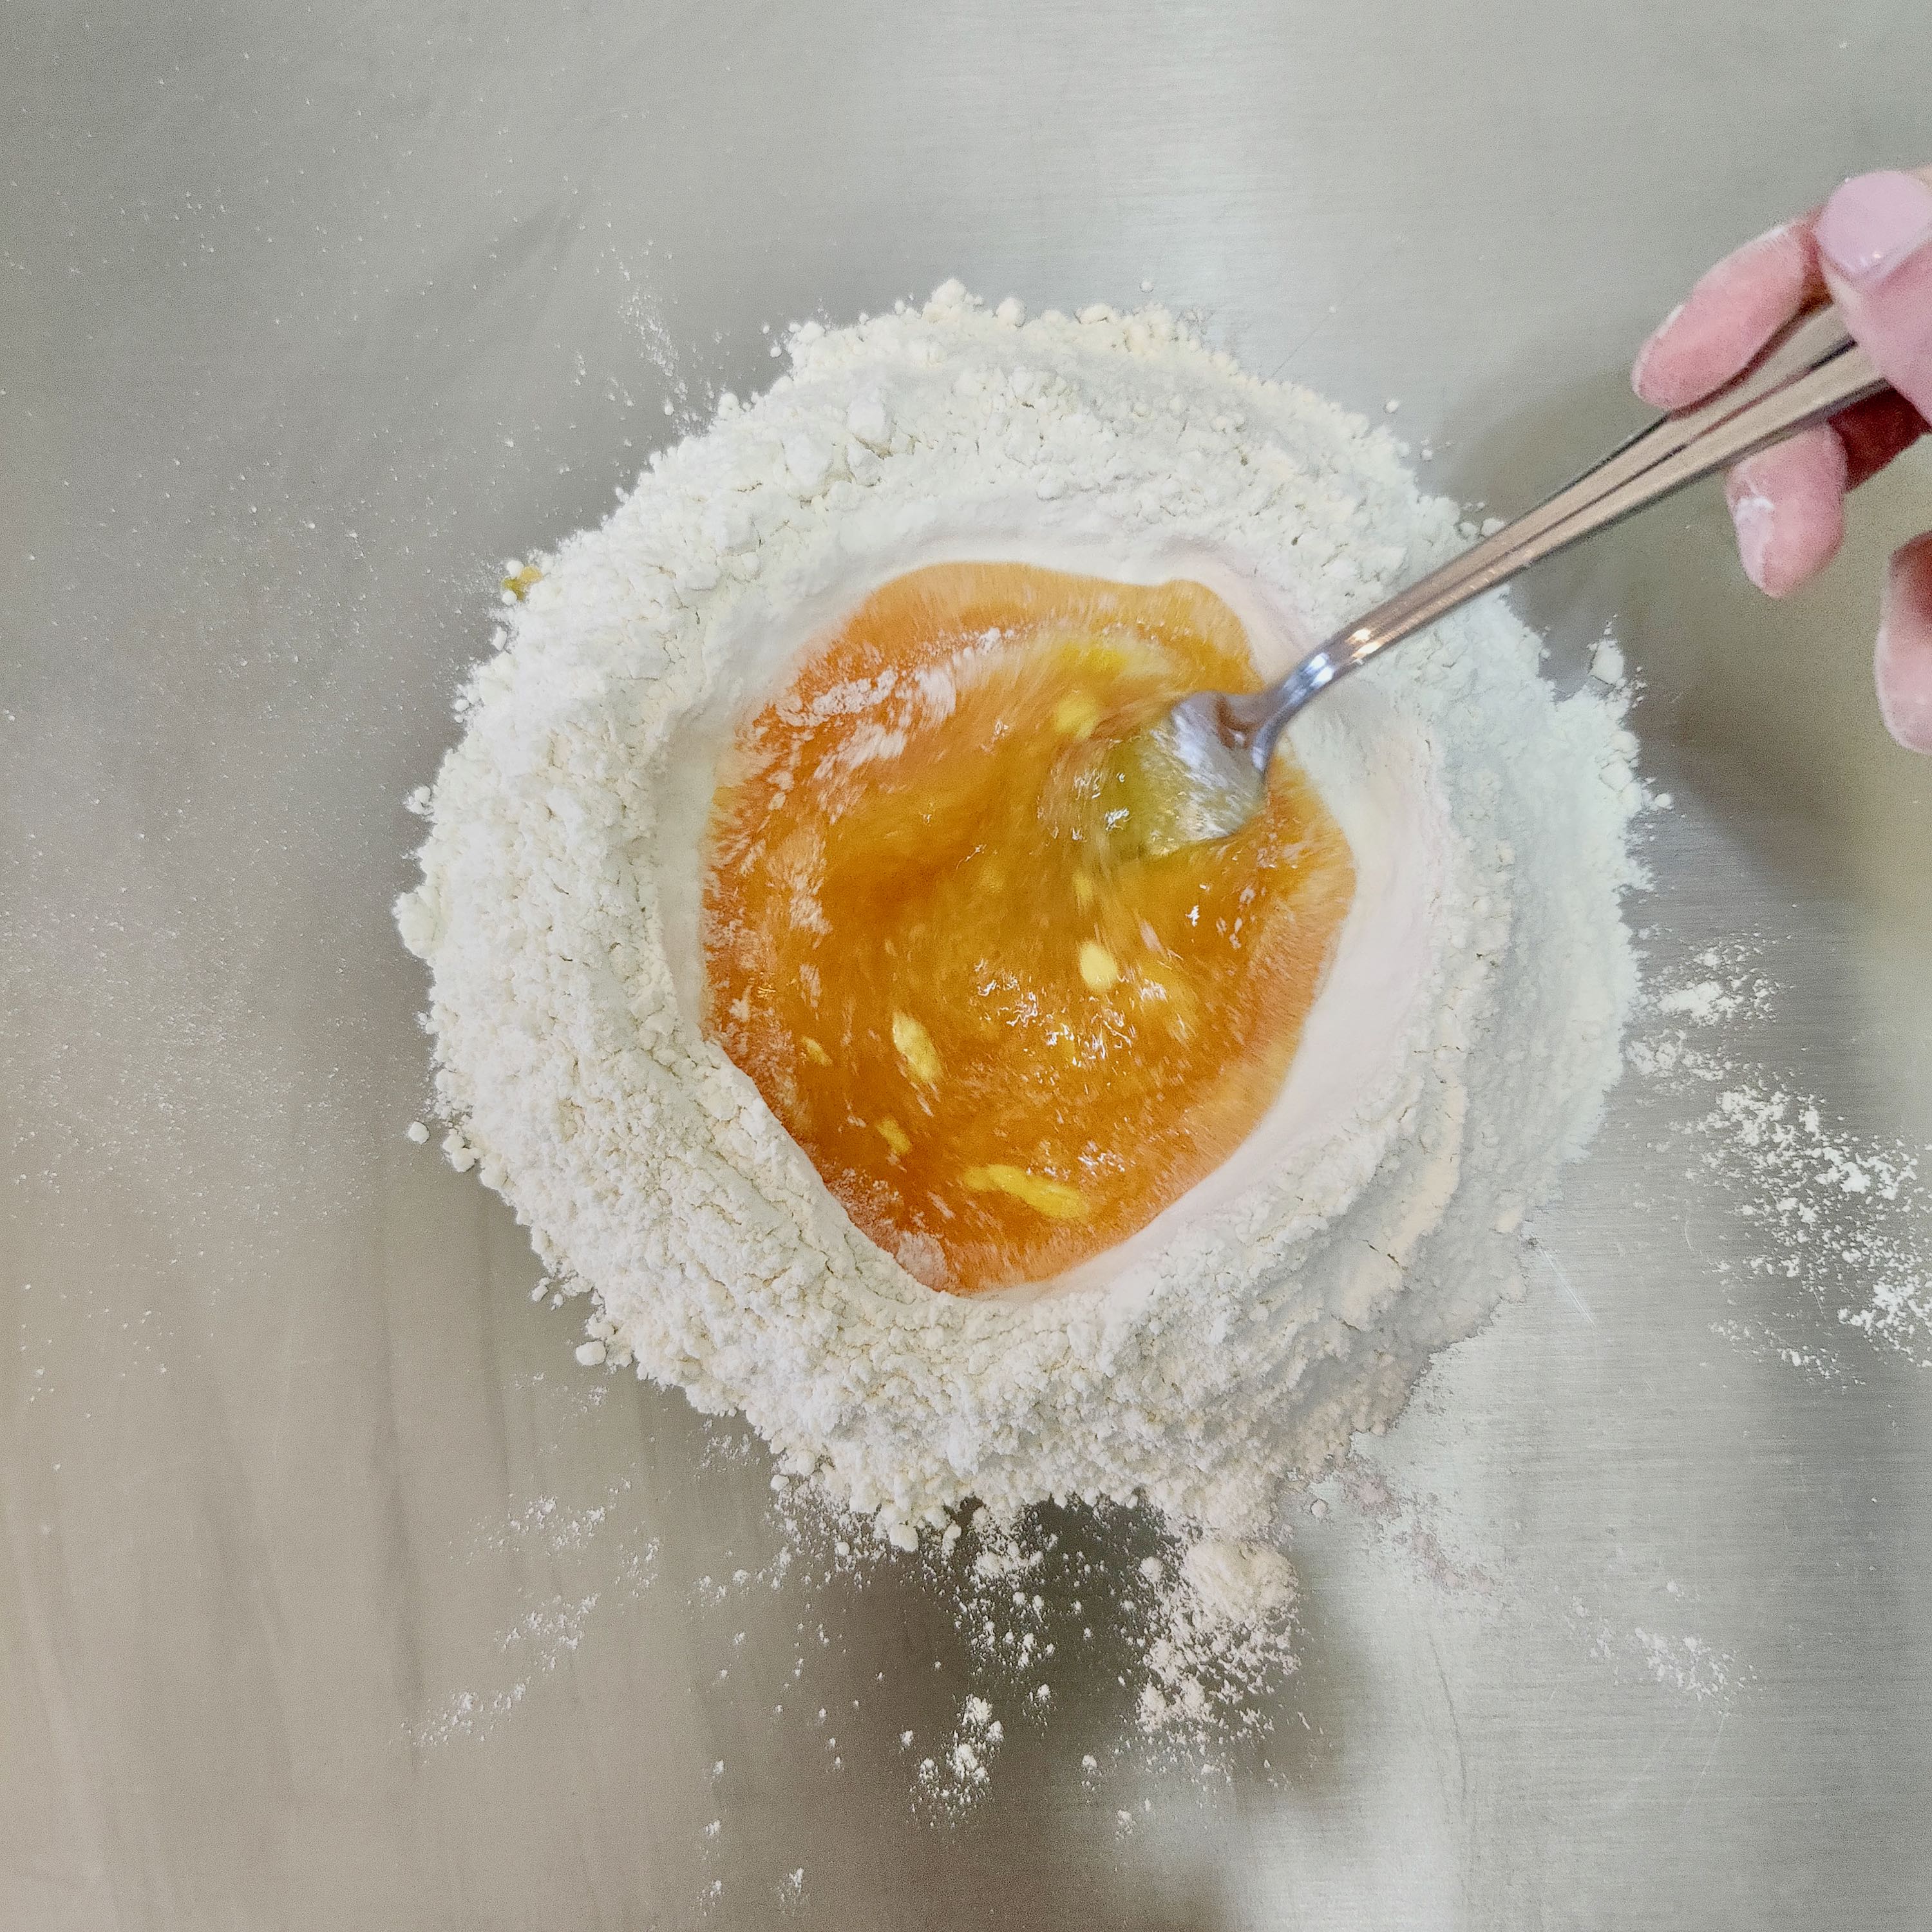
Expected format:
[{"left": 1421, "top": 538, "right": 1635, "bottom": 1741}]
[{"left": 6, "top": 3, "right": 1931, "bottom": 1926}]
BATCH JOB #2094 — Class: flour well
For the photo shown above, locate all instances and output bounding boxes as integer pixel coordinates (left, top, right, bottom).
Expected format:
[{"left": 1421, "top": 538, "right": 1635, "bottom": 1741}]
[{"left": 397, "top": 281, "right": 1644, "bottom": 1552}]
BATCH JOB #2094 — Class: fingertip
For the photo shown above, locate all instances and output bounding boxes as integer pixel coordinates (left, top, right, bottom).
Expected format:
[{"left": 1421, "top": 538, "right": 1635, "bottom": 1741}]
[
  {"left": 1724, "top": 433, "right": 1847, "bottom": 598},
  {"left": 1875, "top": 533, "right": 1932, "bottom": 753},
  {"left": 1630, "top": 304, "right": 1686, "bottom": 405},
  {"left": 1634, "top": 224, "right": 1820, "bottom": 411}
]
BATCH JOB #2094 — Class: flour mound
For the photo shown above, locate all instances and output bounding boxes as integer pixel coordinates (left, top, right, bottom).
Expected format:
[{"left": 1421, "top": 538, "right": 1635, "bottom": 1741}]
[{"left": 397, "top": 281, "right": 1643, "bottom": 1549}]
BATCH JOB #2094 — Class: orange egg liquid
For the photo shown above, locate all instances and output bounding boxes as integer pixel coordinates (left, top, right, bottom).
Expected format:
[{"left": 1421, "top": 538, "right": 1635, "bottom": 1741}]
[{"left": 701, "top": 562, "right": 1355, "bottom": 1294}]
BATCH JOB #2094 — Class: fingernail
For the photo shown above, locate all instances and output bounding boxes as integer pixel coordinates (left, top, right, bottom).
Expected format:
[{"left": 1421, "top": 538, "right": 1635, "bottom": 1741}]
[
  {"left": 1816, "top": 170, "right": 1932, "bottom": 287},
  {"left": 1728, "top": 488, "right": 1776, "bottom": 593}
]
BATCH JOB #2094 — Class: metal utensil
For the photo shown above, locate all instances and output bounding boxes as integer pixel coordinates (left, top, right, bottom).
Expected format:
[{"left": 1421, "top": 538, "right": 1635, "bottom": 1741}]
[{"left": 1118, "top": 305, "right": 1889, "bottom": 857}]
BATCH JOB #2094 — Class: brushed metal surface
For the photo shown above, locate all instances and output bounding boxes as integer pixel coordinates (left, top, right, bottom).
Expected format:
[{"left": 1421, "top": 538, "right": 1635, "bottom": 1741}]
[{"left": 5, "top": 3, "right": 1930, "bottom": 1927}]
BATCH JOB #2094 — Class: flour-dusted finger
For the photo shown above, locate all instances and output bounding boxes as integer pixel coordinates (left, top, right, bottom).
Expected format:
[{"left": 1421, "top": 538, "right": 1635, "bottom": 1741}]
[
  {"left": 1723, "top": 427, "right": 1846, "bottom": 598},
  {"left": 1633, "top": 221, "right": 1825, "bottom": 411}
]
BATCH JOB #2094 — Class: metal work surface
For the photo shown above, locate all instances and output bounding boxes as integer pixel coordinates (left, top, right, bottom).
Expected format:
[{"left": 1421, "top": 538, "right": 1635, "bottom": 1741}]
[{"left": 5, "top": 3, "right": 1930, "bottom": 1926}]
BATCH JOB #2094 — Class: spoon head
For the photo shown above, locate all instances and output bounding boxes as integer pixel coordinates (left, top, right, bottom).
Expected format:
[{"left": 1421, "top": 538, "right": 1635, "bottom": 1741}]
[{"left": 1098, "top": 692, "right": 1267, "bottom": 860}]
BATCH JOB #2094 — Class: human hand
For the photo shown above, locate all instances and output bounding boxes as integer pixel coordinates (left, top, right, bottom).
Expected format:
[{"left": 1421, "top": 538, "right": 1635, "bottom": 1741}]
[{"left": 1631, "top": 168, "right": 1932, "bottom": 751}]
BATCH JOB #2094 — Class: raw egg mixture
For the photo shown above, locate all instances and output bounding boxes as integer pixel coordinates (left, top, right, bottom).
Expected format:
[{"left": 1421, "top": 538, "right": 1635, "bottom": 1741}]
[{"left": 701, "top": 563, "right": 1355, "bottom": 1293}]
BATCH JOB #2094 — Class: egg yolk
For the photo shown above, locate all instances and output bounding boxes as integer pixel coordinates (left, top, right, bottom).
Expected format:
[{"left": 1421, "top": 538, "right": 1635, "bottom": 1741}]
[{"left": 701, "top": 562, "right": 1355, "bottom": 1294}]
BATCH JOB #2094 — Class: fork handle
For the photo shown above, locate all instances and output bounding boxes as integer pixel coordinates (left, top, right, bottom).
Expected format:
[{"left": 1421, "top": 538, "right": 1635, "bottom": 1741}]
[{"left": 1262, "top": 306, "right": 1891, "bottom": 742}]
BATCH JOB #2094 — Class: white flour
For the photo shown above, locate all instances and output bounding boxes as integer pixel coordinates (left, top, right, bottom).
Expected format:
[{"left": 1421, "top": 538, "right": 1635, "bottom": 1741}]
[
  {"left": 396, "top": 281, "right": 1644, "bottom": 1582},
  {"left": 1635, "top": 944, "right": 1932, "bottom": 1376}
]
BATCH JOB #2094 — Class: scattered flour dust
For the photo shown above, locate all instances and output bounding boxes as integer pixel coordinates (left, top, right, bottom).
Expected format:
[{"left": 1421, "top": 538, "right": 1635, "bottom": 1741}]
[
  {"left": 1320, "top": 1452, "right": 1745, "bottom": 1712},
  {"left": 1566, "top": 1595, "right": 1741, "bottom": 1707},
  {"left": 412, "top": 1475, "right": 661, "bottom": 1750},
  {"left": 396, "top": 281, "right": 1645, "bottom": 1748},
  {"left": 1633, "top": 943, "right": 1932, "bottom": 1375}
]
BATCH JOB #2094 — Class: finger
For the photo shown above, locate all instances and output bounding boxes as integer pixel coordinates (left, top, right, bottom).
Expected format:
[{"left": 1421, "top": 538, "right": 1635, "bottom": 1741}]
[
  {"left": 1815, "top": 167, "right": 1932, "bottom": 422},
  {"left": 1633, "top": 222, "right": 1824, "bottom": 410},
  {"left": 1722, "top": 399, "right": 1926, "bottom": 599},
  {"left": 1833, "top": 388, "right": 1929, "bottom": 490},
  {"left": 1874, "top": 533, "right": 1932, "bottom": 753},
  {"left": 1723, "top": 428, "right": 1847, "bottom": 597}
]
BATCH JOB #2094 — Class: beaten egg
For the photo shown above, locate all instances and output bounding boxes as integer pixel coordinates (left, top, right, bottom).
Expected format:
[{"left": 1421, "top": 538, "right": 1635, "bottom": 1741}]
[{"left": 703, "top": 562, "right": 1354, "bottom": 1293}]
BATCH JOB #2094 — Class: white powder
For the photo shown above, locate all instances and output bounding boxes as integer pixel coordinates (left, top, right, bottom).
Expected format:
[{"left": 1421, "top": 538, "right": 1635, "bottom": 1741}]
[
  {"left": 1569, "top": 1597, "right": 1743, "bottom": 1710},
  {"left": 397, "top": 280, "right": 1643, "bottom": 1559},
  {"left": 1704, "top": 1084, "right": 1931, "bottom": 1368},
  {"left": 1635, "top": 946, "right": 1932, "bottom": 1375},
  {"left": 1657, "top": 980, "right": 1741, "bottom": 1024}
]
